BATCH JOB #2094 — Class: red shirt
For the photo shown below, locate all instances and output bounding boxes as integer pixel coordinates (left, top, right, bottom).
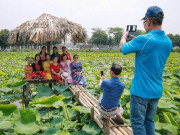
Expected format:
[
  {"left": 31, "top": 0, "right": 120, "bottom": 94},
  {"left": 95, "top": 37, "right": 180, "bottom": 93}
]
[
  {"left": 50, "top": 63, "right": 62, "bottom": 73},
  {"left": 60, "top": 52, "right": 72, "bottom": 62}
]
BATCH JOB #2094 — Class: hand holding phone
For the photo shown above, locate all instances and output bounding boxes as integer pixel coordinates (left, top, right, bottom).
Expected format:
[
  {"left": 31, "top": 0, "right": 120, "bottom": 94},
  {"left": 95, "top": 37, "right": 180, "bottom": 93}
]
[
  {"left": 126, "top": 25, "right": 137, "bottom": 38},
  {"left": 100, "top": 71, "right": 104, "bottom": 76}
]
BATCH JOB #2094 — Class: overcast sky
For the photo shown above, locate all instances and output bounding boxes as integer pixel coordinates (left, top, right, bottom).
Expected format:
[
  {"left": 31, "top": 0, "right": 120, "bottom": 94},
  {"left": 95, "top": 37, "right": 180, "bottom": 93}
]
[{"left": 0, "top": 0, "right": 179, "bottom": 37}]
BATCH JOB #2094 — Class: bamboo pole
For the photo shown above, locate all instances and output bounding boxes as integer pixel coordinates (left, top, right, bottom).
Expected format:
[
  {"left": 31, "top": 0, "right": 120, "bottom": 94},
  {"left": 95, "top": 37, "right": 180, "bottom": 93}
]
[
  {"left": 78, "top": 86, "right": 98, "bottom": 104},
  {"left": 121, "top": 127, "right": 133, "bottom": 135},
  {"left": 110, "top": 119, "right": 128, "bottom": 135},
  {"left": 127, "top": 127, "right": 132, "bottom": 132}
]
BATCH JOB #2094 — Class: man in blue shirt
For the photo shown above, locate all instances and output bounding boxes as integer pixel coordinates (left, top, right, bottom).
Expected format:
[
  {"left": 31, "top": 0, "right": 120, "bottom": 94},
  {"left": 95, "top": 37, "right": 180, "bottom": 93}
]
[
  {"left": 119, "top": 6, "right": 172, "bottom": 135},
  {"left": 98, "top": 63, "right": 125, "bottom": 124},
  {"left": 51, "top": 46, "right": 60, "bottom": 63}
]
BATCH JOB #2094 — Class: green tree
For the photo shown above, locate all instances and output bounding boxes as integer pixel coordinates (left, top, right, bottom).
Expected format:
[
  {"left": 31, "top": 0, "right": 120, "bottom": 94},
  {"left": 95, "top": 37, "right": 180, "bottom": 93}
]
[
  {"left": 90, "top": 28, "right": 108, "bottom": 45},
  {"left": 108, "top": 36, "right": 113, "bottom": 45},
  {"left": 108, "top": 27, "right": 123, "bottom": 45},
  {"left": 167, "top": 34, "right": 180, "bottom": 47},
  {"left": 136, "top": 29, "right": 146, "bottom": 36},
  {"left": 0, "top": 29, "right": 10, "bottom": 49}
]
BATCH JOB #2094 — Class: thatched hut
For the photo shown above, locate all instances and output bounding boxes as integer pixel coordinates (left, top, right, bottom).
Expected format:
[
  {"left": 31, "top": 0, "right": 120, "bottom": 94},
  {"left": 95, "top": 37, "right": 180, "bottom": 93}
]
[{"left": 8, "top": 13, "right": 87, "bottom": 53}]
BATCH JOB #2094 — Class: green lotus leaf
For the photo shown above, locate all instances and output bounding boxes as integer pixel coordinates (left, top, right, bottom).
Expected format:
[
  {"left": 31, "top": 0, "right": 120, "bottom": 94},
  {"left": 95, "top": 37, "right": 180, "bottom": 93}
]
[
  {"left": 10, "top": 80, "right": 28, "bottom": 89},
  {"left": 158, "top": 100, "right": 177, "bottom": 109},
  {"left": 81, "top": 113, "right": 90, "bottom": 123},
  {"left": 154, "top": 114, "right": 159, "bottom": 122},
  {"left": 0, "top": 120, "right": 12, "bottom": 129},
  {"left": 126, "top": 102, "right": 130, "bottom": 109},
  {"left": 163, "top": 112, "right": 178, "bottom": 126},
  {"left": 53, "top": 85, "right": 69, "bottom": 92},
  {"left": 72, "top": 106, "right": 90, "bottom": 113},
  {"left": 71, "top": 131, "right": 89, "bottom": 135},
  {"left": 60, "top": 91, "right": 74, "bottom": 98},
  {"left": 82, "top": 120, "right": 101, "bottom": 135},
  {"left": 54, "top": 130, "right": 71, "bottom": 135},
  {"left": 63, "top": 121, "right": 77, "bottom": 130},
  {"left": 0, "top": 93, "right": 22, "bottom": 101},
  {"left": 14, "top": 109, "right": 40, "bottom": 134},
  {"left": 36, "top": 84, "right": 54, "bottom": 97},
  {"left": 0, "top": 70, "right": 4, "bottom": 76},
  {"left": 30, "top": 95, "right": 65, "bottom": 108},
  {"left": 63, "top": 98, "right": 73, "bottom": 105},
  {"left": 120, "top": 98, "right": 127, "bottom": 106},
  {"left": 40, "top": 122, "right": 50, "bottom": 131},
  {"left": 0, "top": 104, "right": 17, "bottom": 116},
  {"left": 42, "top": 127, "right": 59, "bottom": 135},
  {"left": 176, "top": 112, "right": 180, "bottom": 123},
  {"left": 0, "top": 87, "right": 13, "bottom": 93},
  {"left": 68, "top": 108, "right": 77, "bottom": 118},
  {"left": 51, "top": 118, "right": 62, "bottom": 126},
  {"left": 63, "top": 104, "right": 70, "bottom": 121}
]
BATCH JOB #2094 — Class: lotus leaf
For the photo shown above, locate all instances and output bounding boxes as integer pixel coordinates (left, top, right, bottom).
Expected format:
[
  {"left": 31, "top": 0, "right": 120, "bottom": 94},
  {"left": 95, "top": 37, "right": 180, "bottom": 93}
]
[
  {"left": 42, "top": 127, "right": 59, "bottom": 135},
  {"left": 14, "top": 109, "right": 40, "bottom": 134},
  {"left": 10, "top": 80, "right": 28, "bottom": 89},
  {"left": 30, "top": 95, "right": 65, "bottom": 108},
  {"left": 36, "top": 84, "right": 54, "bottom": 97},
  {"left": 0, "top": 104, "right": 17, "bottom": 116},
  {"left": 72, "top": 106, "right": 90, "bottom": 113},
  {"left": 60, "top": 91, "right": 74, "bottom": 98},
  {"left": 54, "top": 130, "right": 71, "bottom": 135},
  {"left": 82, "top": 120, "right": 101, "bottom": 135},
  {"left": 53, "top": 85, "right": 69, "bottom": 92}
]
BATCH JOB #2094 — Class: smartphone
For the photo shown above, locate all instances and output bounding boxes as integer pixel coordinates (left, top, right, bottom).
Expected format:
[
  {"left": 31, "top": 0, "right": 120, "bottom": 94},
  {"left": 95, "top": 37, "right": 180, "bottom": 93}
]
[
  {"left": 100, "top": 71, "right": 104, "bottom": 76},
  {"left": 126, "top": 25, "right": 137, "bottom": 38}
]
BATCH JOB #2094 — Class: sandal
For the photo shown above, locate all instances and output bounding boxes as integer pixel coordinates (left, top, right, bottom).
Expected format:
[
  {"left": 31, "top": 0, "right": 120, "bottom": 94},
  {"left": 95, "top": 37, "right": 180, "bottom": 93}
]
[{"left": 112, "top": 117, "right": 124, "bottom": 125}]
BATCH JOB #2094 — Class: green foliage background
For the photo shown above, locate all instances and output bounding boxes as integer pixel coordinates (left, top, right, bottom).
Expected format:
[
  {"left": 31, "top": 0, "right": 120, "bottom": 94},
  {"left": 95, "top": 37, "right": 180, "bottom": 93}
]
[{"left": 0, "top": 50, "right": 179, "bottom": 134}]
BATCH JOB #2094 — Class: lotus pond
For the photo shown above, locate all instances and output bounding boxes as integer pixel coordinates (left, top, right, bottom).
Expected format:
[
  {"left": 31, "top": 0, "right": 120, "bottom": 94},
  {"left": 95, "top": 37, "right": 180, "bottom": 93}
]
[{"left": 0, "top": 50, "right": 179, "bottom": 135}]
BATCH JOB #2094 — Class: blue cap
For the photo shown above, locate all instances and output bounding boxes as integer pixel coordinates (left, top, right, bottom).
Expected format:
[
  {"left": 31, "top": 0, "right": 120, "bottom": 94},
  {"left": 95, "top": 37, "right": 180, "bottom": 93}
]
[{"left": 142, "top": 6, "right": 164, "bottom": 20}]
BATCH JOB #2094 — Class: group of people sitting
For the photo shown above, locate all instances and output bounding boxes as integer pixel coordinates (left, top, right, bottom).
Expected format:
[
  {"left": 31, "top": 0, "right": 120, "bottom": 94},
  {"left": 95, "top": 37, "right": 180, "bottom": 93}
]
[{"left": 30, "top": 46, "right": 87, "bottom": 87}]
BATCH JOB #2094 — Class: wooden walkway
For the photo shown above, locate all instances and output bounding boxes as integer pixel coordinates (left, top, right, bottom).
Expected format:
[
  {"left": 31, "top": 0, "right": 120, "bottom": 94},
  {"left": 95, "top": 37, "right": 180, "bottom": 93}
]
[{"left": 69, "top": 85, "right": 133, "bottom": 135}]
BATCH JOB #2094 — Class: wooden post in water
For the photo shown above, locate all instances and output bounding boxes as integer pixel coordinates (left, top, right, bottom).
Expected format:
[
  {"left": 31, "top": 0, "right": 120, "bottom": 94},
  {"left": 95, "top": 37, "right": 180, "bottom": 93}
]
[
  {"left": 47, "top": 41, "right": 50, "bottom": 54},
  {"left": 103, "top": 116, "right": 110, "bottom": 135}
]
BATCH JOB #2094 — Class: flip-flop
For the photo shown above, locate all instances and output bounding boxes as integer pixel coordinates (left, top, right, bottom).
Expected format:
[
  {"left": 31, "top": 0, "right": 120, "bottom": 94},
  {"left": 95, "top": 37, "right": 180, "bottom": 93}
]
[{"left": 112, "top": 117, "right": 124, "bottom": 125}]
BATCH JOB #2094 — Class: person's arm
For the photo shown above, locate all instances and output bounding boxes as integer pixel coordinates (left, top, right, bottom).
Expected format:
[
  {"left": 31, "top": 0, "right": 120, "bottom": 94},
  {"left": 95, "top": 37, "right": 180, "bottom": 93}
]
[
  {"left": 50, "top": 64, "right": 58, "bottom": 75},
  {"left": 56, "top": 64, "right": 62, "bottom": 76},
  {"left": 119, "top": 31, "right": 129, "bottom": 52},
  {"left": 120, "top": 32, "right": 144, "bottom": 55},
  {"left": 78, "top": 62, "right": 83, "bottom": 74},
  {"left": 99, "top": 75, "right": 107, "bottom": 89}
]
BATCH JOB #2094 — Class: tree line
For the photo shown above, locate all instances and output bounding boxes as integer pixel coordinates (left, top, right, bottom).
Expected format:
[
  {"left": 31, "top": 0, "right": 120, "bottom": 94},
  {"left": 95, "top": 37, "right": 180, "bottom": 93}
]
[
  {"left": 88, "top": 27, "right": 180, "bottom": 47},
  {"left": 0, "top": 28, "right": 180, "bottom": 49}
]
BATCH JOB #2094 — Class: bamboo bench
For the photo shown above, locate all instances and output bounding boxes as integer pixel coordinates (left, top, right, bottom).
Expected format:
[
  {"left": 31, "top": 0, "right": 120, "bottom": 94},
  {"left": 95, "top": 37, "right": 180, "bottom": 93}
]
[
  {"left": 69, "top": 85, "right": 133, "bottom": 135},
  {"left": 22, "top": 79, "right": 55, "bottom": 107}
]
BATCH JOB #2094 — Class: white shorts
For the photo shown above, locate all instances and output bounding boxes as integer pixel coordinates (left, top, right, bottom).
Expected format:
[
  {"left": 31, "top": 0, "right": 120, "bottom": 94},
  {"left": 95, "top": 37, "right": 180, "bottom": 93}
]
[{"left": 97, "top": 95, "right": 123, "bottom": 117}]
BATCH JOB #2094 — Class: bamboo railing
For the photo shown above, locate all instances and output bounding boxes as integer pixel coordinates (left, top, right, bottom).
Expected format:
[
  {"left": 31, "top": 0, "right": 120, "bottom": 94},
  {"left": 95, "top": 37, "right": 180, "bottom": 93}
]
[{"left": 69, "top": 85, "right": 133, "bottom": 135}]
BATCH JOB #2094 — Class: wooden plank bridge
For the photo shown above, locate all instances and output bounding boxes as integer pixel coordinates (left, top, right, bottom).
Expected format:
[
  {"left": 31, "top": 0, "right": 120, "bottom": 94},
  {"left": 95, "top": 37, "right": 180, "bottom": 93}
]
[{"left": 69, "top": 85, "right": 133, "bottom": 135}]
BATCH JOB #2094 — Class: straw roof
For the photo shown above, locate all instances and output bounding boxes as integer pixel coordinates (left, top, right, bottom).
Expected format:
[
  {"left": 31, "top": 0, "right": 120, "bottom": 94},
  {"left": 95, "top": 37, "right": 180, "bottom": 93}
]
[{"left": 8, "top": 13, "right": 87, "bottom": 44}]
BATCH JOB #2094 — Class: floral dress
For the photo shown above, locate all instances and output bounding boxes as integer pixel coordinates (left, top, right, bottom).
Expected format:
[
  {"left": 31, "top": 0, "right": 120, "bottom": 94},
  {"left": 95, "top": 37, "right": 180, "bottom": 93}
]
[
  {"left": 31, "top": 63, "right": 46, "bottom": 79},
  {"left": 70, "top": 62, "right": 87, "bottom": 87},
  {"left": 60, "top": 60, "right": 72, "bottom": 83}
]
